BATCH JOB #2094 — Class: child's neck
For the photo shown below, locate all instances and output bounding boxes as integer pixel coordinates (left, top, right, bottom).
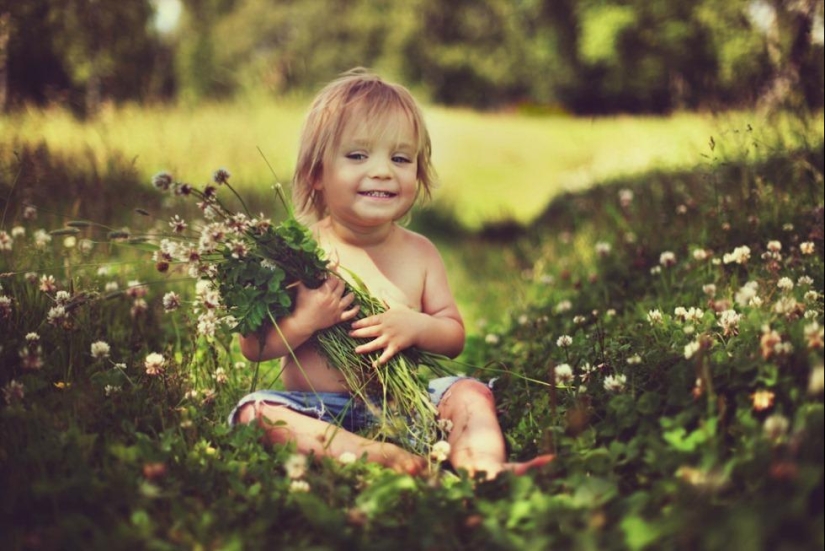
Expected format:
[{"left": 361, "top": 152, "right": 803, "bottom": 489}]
[{"left": 324, "top": 216, "right": 396, "bottom": 248}]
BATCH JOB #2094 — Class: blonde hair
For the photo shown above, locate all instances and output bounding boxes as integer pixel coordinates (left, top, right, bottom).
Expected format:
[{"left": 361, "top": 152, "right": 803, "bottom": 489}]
[{"left": 292, "top": 68, "right": 436, "bottom": 222}]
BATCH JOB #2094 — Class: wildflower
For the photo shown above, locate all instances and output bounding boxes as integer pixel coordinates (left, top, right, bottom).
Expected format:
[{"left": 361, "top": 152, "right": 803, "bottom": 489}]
[
  {"left": 485, "top": 333, "right": 500, "bottom": 345},
  {"left": 430, "top": 440, "right": 451, "bottom": 463},
  {"left": 809, "top": 363, "right": 824, "bottom": 395},
  {"left": 46, "top": 305, "right": 67, "bottom": 326},
  {"left": 0, "top": 230, "right": 12, "bottom": 251},
  {"left": 800, "top": 241, "right": 815, "bottom": 255},
  {"left": 213, "top": 367, "right": 228, "bottom": 384},
  {"left": 169, "top": 215, "right": 187, "bottom": 233},
  {"left": 573, "top": 315, "right": 587, "bottom": 325},
  {"left": 19, "top": 345, "right": 43, "bottom": 370},
  {"left": 162, "top": 292, "right": 181, "bottom": 312},
  {"left": 763, "top": 414, "right": 789, "bottom": 441},
  {"left": 717, "top": 310, "right": 741, "bottom": 337},
  {"left": 152, "top": 171, "right": 173, "bottom": 191},
  {"left": 626, "top": 354, "right": 642, "bottom": 365},
  {"left": 556, "top": 335, "right": 573, "bottom": 348},
  {"left": 0, "top": 295, "right": 12, "bottom": 319},
  {"left": 760, "top": 327, "right": 782, "bottom": 359},
  {"left": 618, "top": 188, "right": 633, "bottom": 208},
  {"left": 804, "top": 290, "right": 819, "bottom": 303},
  {"left": 517, "top": 314, "right": 529, "bottom": 326},
  {"left": 126, "top": 281, "right": 147, "bottom": 299},
  {"left": 650, "top": 266, "right": 662, "bottom": 275},
  {"left": 674, "top": 306, "right": 703, "bottom": 323},
  {"left": 766, "top": 240, "right": 782, "bottom": 253},
  {"left": 603, "top": 374, "right": 627, "bottom": 393},
  {"left": 776, "top": 277, "right": 794, "bottom": 292},
  {"left": 2, "top": 379, "right": 25, "bottom": 405},
  {"left": 33, "top": 229, "right": 52, "bottom": 248},
  {"left": 684, "top": 340, "right": 701, "bottom": 360},
  {"left": 692, "top": 248, "right": 709, "bottom": 261},
  {"left": 290, "top": 480, "right": 310, "bottom": 493},
  {"left": 782, "top": 223, "right": 794, "bottom": 231},
  {"left": 804, "top": 322, "right": 823, "bottom": 349},
  {"left": 144, "top": 352, "right": 166, "bottom": 376},
  {"left": 773, "top": 296, "right": 798, "bottom": 316},
  {"left": 104, "top": 281, "right": 119, "bottom": 293},
  {"left": 23, "top": 205, "right": 37, "bottom": 220},
  {"left": 659, "top": 251, "right": 677, "bottom": 267},
  {"left": 131, "top": 299, "right": 148, "bottom": 317},
  {"left": 11, "top": 226, "right": 25, "bottom": 238},
  {"left": 751, "top": 389, "right": 775, "bottom": 411},
  {"left": 213, "top": 168, "right": 231, "bottom": 185},
  {"left": 554, "top": 363, "right": 574, "bottom": 384},
  {"left": 79, "top": 239, "right": 94, "bottom": 254},
  {"left": 735, "top": 281, "right": 760, "bottom": 307},
  {"left": 90, "top": 341, "right": 111, "bottom": 360},
  {"left": 25, "top": 332, "right": 40, "bottom": 342},
  {"left": 555, "top": 300, "right": 572, "bottom": 313},
  {"left": 676, "top": 204, "right": 688, "bottom": 215},
  {"left": 284, "top": 453, "right": 308, "bottom": 479},
  {"left": 723, "top": 245, "right": 751, "bottom": 265},
  {"left": 39, "top": 275, "right": 57, "bottom": 293},
  {"left": 197, "top": 310, "right": 219, "bottom": 337},
  {"left": 647, "top": 309, "right": 663, "bottom": 325},
  {"left": 595, "top": 241, "right": 611, "bottom": 256},
  {"left": 797, "top": 275, "right": 813, "bottom": 287},
  {"left": 104, "top": 384, "right": 122, "bottom": 396},
  {"left": 338, "top": 452, "right": 357, "bottom": 465},
  {"left": 63, "top": 236, "right": 76, "bottom": 249},
  {"left": 55, "top": 290, "right": 71, "bottom": 306}
]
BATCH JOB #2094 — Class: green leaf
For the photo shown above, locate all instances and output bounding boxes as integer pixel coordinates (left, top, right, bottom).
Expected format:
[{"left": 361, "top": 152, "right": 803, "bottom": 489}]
[{"left": 621, "top": 514, "right": 663, "bottom": 551}]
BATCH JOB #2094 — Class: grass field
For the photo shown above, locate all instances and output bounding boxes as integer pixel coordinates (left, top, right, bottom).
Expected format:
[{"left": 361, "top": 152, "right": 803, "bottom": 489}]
[{"left": 3, "top": 101, "right": 820, "bottom": 228}]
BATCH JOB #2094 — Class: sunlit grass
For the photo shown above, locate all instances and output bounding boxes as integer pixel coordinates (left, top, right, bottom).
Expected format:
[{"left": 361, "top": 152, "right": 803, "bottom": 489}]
[{"left": 2, "top": 100, "right": 822, "bottom": 228}]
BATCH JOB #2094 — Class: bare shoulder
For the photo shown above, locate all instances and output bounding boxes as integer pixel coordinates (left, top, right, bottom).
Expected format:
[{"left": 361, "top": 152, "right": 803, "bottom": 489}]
[{"left": 394, "top": 226, "right": 443, "bottom": 262}]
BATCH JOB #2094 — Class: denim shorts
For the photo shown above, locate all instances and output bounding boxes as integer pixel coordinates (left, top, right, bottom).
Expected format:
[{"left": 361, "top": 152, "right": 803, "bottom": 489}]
[{"left": 228, "top": 375, "right": 472, "bottom": 433}]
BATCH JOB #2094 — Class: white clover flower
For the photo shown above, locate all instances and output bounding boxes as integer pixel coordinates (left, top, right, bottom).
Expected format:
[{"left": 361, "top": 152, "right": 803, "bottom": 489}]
[
  {"left": 126, "top": 280, "right": 147, "bottom": 299},
  {"left": 0, "top": 295, "right": 13, "bottom": 319},
  {"left": 773, "top": 296, "right": 798, "bottom": 316},
  {"left": 169, "top": 215, "right": 187, "bottom": 233},
  {"left": 554, "top": 363, "right": 574, "bottom": 384},
  {"left": 284, "top": 453, "right": 308, "bottom": 479},
  {"left": 647, "top": 309, "right": 663, "bottom": 325},
  {"left": 213, "top": 367, "right": 228, "bottom": 385},
  {"left": 618, "top": 188, "right": 634, "bottom": 207},
  {"left": 800, "top": 242, "right": 815, "bottom": 255},
  {"left": 517, "top": 314, "right": 529, "bottom": 326},
  {"left": 555, "top": 300, "right": 572, "bottom": 313},
  {"left": 78, "top": 239, "right": 94, "bottom": 254},
  {"left": 34, "top": 229, "right": 52, "bottom": 248},
  {"left": 603, "top": 374, "right": 627, "bottom": 392},
  {"left": 197, "top": 311, "right": 219, "bottom": 338},
  {"left": 162, "top": 292, "right": 181, "bottom": 312},
  {"left": 595, "top": 241, "right": 612, "bottom": 256},
  {"left": 104, "top": 384, "right": 122, "bottom": 396},
  {"left": 717, "top": 309, "right": 741, "bottom": 336},
  {"left": 338, "top": 452, "right": 357, "bottom": 465},
  {"left": 485, "top": 333, "right": 500, "bottom": 345},
  {"left": 289, "top": 480, "right": 310, "bottom": 493},
  {"left": 0, "top": 230, "right": 12, "bottom": 251},
  {"left": 430, "top": 440, "right": 451, "bottom": 463},
  {"left": 702, "top": 284, "right": 717, "bottom": 297},
  {"left": 130, "top": 298, "right": 148, "bottom": 318},
  {"left": 674, "top": 306, "right": 703, "bottom": 323},
  {"left": 556, "top": 335, "right": 573, "bottom": 348},
  {"left": 152, "top": 171, "right": 173, "bottom": 191},
  {"left": 573, "top": 315, "right": 587, "bottom": 325},
  {"left": 55, "top": 290, "right": 71, "bottom": 306},
  {"left": 25, "top": 332, "right": 40, "bottom": 342},
  {"left": 692, "top": 248, "right": 709, "bottom": 261},
  {"left": 776, "top": 277, "right": 794, "bottom": 292},
  {"left": 804, "top": 322, "right": 823, "bottom": 349},
  {"left": 39, "top": 274, "right": 57, "bottom": 293},
  {"left": 63, "top": 236, "right": 76, "bottom": 249},
  {"left": 539, "top": 274, "right": 555, "bottom": 285},
  {"left": 659, "top": 251, "right": 677, "bottom": 267},
  {"left": 766, "top": 240, "right": 782, "bottom": 253},
  {"left": 763, "top": 414, "right": 789, "bottom": 441},
  {"left": 797, "top": 275, "right": 813, "bottom": 287},
  {"left": 2, "top": 379, "right": 25, "bottom": 405},
  {"left": 684, "top": 340, "right": 701, "bottom": 360},
  {"left": 11, "top": 226, "right": 25, "bottom": 238},
  {"left": 46, "top": 305, "right": 67, "bottom": 325},
  {"left": 650, "top": 265, "right": 662, "bottom": 275},
  {"left": 144, "top": 352, "right": 166, "bottom": 376},
  {"left": 735, "top": 281, "right": 760, "bottom": 307},
  {"left": 104, "top": 281, "right": 119, "bottom": 293},
  {"left": 90, "top": 340, "right": 111, "bottom": 360},
  {"left": 723, "top": 245, "right": 751, "bottom": 265},
  {"left": 803, "top": 290, "right": 819, "bottom": 303},
  {"left": 213, "top": 168, "right": 231, "bottom": 185},
  {"left": 626, "top": 354, "right": 642, "bottom": 365}
]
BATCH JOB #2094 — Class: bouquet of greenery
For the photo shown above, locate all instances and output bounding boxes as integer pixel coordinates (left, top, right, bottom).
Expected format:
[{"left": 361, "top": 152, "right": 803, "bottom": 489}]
[{"left": 149, "top": 168, "right": 456, "bottom": 455}]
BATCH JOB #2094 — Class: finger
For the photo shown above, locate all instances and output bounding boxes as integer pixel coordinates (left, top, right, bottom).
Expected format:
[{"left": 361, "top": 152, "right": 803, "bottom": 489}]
[
  {"left": 377, "top": 347, "right": 397, "bottom": 366},
  {"left": 341, "top": 304, "right": 360, "bottom": 321},
  {"left": 350, "top": 325, "right": 381, "bottom": 339},
  {"left": 350, "top": 315, "right": 378, "bottom": 330},
  {"left": 354, "top": 337, "right": 385, "bottom": 355}
]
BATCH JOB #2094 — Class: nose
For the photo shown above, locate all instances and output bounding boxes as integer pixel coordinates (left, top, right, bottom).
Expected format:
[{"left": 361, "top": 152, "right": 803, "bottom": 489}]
[{"left": 368, "top": 157, "right": 392, "bottom": 179}]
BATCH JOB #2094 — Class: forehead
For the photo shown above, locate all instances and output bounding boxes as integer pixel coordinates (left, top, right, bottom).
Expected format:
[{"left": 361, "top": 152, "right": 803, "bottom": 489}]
[{"left": 337, "top": 103, "right": 417, "bottom": 147}]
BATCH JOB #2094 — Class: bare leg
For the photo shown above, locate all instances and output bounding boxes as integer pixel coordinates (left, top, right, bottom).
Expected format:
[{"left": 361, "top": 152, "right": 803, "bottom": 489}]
[
  {"left": 237, "top": 402, "right": 426, "bottom": 475},
  {"left": 437, "top": 379, "right": 554, "bottom": 480}
]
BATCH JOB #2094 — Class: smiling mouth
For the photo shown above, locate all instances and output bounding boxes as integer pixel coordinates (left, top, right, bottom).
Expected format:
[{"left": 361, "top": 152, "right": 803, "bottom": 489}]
[{"left": 358, "top": 190, "right": 397, "bottom": 198}]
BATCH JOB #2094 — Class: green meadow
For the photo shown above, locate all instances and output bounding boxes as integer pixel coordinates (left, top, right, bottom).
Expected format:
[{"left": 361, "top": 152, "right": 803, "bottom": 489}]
[{"left": 1, "top": 103, "right": 823, "bottom": 550}]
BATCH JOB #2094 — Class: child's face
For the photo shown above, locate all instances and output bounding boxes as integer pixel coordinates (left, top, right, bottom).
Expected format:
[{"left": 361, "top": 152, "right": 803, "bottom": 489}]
[{"left": 316, "top": 111, "right": 419, "bottom": 227}]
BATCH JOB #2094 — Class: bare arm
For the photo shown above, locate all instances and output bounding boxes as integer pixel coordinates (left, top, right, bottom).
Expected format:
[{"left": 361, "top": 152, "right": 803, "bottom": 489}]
[{"left": 238, "top": 276, "right": 359, "bottom": 362}]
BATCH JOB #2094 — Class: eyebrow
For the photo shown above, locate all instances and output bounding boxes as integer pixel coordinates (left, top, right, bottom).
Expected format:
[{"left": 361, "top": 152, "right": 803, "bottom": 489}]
[{"left": 345, "top": 138, "right": 416, "bottom": 151}]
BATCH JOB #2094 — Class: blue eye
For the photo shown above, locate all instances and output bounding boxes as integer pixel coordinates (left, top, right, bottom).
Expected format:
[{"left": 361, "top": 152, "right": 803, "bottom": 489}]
[
  {"left": 393, "top": 156, "right": 412, "bottom": 164},
  {"left": 346, "top": 153, "right": 367, "bottom": 160}
]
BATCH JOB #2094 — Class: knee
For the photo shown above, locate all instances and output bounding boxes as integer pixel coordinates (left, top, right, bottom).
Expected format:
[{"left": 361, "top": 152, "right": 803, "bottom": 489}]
[
  {"left": 442, "top": 379, "right": 495, "bottom": 411},
  {"left": 235, "top": 403, "right": 257, "bottom": 425}
]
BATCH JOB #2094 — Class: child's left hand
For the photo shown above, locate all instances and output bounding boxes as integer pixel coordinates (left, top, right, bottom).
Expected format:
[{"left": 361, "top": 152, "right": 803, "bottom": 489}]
[{"left": 348, "top": 308, "right": 425, "bottom": 366}]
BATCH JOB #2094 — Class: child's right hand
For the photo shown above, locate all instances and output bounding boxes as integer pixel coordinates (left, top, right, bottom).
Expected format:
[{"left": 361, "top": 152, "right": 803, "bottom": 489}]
[{"left": 291, "top": 275, "right": 359, "bottom": 334}]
